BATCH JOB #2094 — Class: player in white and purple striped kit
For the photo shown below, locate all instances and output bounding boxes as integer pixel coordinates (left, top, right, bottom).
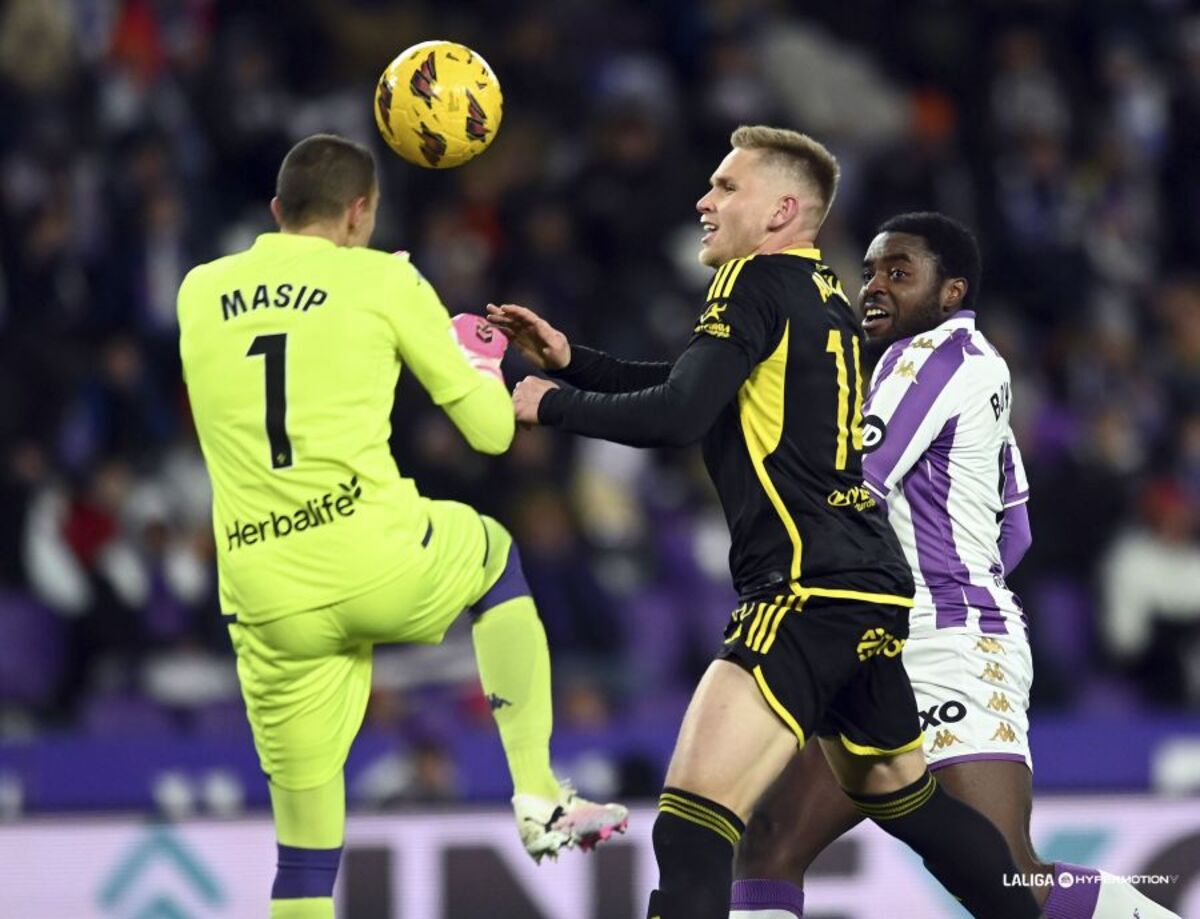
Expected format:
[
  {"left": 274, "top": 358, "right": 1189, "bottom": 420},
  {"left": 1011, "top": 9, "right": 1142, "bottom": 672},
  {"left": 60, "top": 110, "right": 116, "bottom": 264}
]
[
  {"left": 730, "top": 213, "right": 1178, "bottom": 919},
  {"left": 860, "top": 250, "right": 1035, "bottom": 771}
]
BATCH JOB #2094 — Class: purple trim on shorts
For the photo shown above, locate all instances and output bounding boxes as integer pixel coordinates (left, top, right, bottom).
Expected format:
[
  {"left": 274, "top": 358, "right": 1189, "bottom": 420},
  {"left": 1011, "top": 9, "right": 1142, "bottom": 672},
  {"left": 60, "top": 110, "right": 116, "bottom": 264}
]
[
  {"left": 471, "top": 542, "right": 530, "bottom": 617},
  {"left": 730, "top": 878, "right": 805, "bottom": 916},
  {"left": 1044, "top": 862, "right": 1102, "bottom": 918},
  {"left": 272, "top": 844, "right": 342, "bottom": 900},
  {"left": 928, "top": 752, "right": 1030, "bottom": 772}
]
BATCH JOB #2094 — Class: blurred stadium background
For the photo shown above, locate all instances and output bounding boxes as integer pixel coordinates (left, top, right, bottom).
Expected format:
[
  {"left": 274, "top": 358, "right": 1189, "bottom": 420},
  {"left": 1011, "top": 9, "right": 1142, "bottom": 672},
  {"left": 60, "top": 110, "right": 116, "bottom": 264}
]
[{"left": 0, "top": 0, "right": 1198, "bottom": 916}]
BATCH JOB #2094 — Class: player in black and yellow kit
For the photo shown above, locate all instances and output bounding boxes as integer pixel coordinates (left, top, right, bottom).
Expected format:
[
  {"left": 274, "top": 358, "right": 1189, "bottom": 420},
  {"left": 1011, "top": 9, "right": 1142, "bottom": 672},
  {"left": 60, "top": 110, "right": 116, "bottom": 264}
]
[
  {"left": 492, "top": 126, "right": 1041, "bottom": 919},
  {"left": 178, "top": 135, "right": 625, "bottom": 919}
]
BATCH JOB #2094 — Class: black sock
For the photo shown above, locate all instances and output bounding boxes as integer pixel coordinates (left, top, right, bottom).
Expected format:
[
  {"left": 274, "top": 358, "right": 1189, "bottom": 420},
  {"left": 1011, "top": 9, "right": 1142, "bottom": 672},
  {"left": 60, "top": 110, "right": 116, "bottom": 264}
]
[
  {"left": 647, "top": 787, "right": 745, "bottom": 919},
  {"left": 849, "top": 772, "right": 1041, "bottom": 919}
]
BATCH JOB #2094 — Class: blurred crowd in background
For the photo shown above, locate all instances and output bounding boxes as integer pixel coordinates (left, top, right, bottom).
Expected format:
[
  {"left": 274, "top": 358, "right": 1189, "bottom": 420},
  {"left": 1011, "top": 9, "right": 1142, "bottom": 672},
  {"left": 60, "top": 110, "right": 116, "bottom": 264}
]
[{"left": 0, "top": 0, "right": 1199, "bottom": 808}]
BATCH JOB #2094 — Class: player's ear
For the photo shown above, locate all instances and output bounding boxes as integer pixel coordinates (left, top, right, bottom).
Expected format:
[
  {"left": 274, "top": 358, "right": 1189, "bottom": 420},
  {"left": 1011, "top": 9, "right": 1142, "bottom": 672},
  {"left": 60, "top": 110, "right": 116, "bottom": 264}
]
[
  {"left": 942, "top": 277, "right": 967, "bottom": 312},
  {"left": 769, "top": 194, "right": 798, "bottom": 231},
  {"left": 269, "top": 196, "right": 284, "bottom": 228}
]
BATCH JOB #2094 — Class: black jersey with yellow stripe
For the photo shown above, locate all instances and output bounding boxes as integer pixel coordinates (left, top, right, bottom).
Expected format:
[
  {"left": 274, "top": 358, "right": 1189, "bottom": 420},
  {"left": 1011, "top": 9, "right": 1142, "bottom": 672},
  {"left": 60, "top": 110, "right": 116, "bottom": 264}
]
[{"left": 693, "top": 249, "right": 913, "bottom": 605}]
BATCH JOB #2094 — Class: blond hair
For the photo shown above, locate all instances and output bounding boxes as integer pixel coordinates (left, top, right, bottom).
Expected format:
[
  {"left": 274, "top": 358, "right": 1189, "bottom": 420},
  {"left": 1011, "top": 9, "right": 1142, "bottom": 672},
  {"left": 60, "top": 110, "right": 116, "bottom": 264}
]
[{"left": 731, "top": 125, "right": 840, "bottom": 224}]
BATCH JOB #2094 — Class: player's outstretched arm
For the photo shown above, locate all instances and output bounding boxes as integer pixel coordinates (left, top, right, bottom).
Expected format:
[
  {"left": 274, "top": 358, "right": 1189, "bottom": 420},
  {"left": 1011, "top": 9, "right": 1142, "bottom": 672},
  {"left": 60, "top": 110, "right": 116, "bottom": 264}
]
[
  {"left": 515, "top": 336, "right": 750, "bottom": 448},
  {"left": 485, "top": 303, "right": 570, "bottom": 371},
  {"left": 488, "top": 303, "right": 671, "bottom": 393},
  {"left": 386, "top": 255, "right": 515, "bottom": 455}
]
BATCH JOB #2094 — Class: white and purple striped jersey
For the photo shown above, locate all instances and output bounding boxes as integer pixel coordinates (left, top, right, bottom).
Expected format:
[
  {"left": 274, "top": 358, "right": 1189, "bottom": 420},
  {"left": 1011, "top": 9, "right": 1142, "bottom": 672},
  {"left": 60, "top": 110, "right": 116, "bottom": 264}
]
[{"left": 861, "top": 310, "right": 1029, "bottom": 635}]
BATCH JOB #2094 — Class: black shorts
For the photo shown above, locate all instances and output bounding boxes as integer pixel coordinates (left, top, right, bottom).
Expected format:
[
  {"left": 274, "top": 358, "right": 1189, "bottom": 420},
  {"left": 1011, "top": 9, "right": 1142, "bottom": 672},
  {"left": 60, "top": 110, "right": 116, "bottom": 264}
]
[{"left": 716, "top": 593, "right": 922, "bottom": 755}]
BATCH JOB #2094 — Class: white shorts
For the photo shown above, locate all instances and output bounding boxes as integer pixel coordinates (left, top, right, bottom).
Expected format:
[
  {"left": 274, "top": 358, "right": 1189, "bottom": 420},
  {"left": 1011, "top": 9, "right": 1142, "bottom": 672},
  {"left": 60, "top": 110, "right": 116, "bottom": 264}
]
[{"left": 902, "top": 627, "right": 1034, "bottom": 771}]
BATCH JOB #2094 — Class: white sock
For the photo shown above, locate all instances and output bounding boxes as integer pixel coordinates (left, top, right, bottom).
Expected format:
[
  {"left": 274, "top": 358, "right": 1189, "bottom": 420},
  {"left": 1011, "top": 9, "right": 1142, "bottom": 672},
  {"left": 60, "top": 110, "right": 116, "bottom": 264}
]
[
  {"left": 731, "top": 911, "right": 802, "bottom": 919},
  {"left": 1093, "top": 871, "right": 1180, "bottom": 918}
]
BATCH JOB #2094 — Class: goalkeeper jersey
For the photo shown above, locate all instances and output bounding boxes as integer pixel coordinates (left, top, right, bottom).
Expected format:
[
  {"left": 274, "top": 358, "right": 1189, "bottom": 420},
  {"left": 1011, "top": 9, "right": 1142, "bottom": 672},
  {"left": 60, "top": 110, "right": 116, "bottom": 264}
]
[{"left": 179, "top": 232, "right": 488, "bottom": 623}]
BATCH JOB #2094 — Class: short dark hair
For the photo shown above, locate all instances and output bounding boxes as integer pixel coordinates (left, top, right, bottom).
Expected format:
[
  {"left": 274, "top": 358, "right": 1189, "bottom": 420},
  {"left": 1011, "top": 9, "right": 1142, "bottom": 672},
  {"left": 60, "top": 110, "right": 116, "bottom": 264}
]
[
  {"left": 275, "top": 134, "right": 377, "bottom": 227},
  {"left": 877, "top": 212, "right": 982, "bottom": 309},
  {"left": 731, "top": 125, "right": 840, "bottom": 224}
]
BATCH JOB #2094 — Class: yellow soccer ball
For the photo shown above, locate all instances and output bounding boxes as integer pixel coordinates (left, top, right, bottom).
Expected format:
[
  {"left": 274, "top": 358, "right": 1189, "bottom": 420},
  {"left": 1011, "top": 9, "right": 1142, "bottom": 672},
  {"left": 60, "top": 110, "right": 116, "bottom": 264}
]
[{"left": 374, "top": 40, "right": 503, "bottom": 169}]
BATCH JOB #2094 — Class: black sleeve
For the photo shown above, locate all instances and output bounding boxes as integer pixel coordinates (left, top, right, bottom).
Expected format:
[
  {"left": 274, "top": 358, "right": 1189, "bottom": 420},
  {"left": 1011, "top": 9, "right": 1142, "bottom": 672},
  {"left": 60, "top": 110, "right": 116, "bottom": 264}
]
[
  {"left": 538, "top": 336, "right": 751, "bottom": 447},
  {"left": 550, "top": 345, "right": 671, "bottom": 393}
]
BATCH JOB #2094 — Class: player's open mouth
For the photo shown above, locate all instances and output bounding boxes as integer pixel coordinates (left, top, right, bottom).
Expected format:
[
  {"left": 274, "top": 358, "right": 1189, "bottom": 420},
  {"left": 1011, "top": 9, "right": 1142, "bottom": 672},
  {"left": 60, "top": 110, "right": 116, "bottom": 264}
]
[
  {"left": 701, "top": 221, "right": 717, "bottom": 244},
  {"left": 861, "top": 305, "right": 892, "bottom": 338}
]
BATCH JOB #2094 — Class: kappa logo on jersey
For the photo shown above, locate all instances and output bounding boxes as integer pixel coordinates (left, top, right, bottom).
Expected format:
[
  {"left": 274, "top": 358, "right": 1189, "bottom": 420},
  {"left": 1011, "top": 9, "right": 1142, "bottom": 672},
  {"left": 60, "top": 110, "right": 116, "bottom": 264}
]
[
  {"left": 986, "top": 692, "right": 1014, "bottom": 713},
  {"left": 980, "top": 662, "right": 1006, "bottom": 683},
  {"left": 919, "top": 700, "right": 967, "bottom": 731},
  {"left": 930, "top": 729, "right": 961, "bottom": 751},
  {"left": 976, "top": 637, "right": 1006, "bottom": 655},
  {"left": 695, "top": 302, "right": 731, "bottom": 339},
  {"left": 861, "top": 414, "right": 886, "bottom": 453},
  {"left": 896, "top": 360, "right": 917, "bottom": 380},
  {"left": 856, "top": 627, "right": 905, "bottom": 661},
  {"left": 910, "top": 336, "right": 936, "bottom": 350},
  {"left": 827, "top": 485, "right": 877, "bottom": 511},
  {"left": 991, "top": 723, "right": 1018, "bottom": 743},
  {"left": 225, "top": 476, "right": 363, "bottom": 552}
]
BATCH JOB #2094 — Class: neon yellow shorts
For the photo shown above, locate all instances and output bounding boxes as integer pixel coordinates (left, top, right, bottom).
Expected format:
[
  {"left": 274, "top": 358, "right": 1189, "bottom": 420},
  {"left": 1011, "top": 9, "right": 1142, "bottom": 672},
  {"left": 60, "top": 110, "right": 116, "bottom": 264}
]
[{"left": 227, "top": 500, "right": 511, "bottom": 790}]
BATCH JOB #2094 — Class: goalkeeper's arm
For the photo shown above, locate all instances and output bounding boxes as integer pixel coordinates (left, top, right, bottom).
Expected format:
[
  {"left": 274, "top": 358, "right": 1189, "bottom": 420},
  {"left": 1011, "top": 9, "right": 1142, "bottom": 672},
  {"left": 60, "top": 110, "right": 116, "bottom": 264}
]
[
  {"left": 386, "top": 255, "right": 515, "bottom": 455},
  {"left": 440, "top": 313, "right": 514, "bottom": 455},
  {"left": 443, "top": 381, "right": 514, "bottom": 455}
]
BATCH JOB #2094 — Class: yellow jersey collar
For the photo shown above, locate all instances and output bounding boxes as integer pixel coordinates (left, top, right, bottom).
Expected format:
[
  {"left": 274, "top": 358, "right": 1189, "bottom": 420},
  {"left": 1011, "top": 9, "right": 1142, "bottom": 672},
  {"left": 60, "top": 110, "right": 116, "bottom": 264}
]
[
  {"left": 253, "top": 232, "right": 338, "bottom": 251},
  {"left": 781, "top": 247, "right": 822, "bottom": 260}
]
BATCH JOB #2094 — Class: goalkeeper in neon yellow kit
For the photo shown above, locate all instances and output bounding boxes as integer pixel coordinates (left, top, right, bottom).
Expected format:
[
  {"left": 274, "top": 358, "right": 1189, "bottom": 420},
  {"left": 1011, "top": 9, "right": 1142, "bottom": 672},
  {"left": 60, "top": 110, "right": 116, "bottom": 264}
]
[{"left": 178, "top": 134, "right": 626, "bottom": 919}]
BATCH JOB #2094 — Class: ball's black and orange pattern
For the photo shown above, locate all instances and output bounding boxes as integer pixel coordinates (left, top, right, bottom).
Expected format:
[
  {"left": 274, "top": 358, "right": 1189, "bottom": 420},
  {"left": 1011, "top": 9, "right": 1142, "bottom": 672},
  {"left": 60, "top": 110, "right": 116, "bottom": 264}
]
[{"left": 374, "top": 40, "right": 503, "bottom": 169}]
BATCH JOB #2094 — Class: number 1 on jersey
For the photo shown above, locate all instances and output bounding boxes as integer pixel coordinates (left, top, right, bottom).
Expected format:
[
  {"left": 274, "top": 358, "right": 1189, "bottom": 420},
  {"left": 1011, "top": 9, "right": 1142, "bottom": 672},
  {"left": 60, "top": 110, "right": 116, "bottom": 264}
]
[
  {"left": 826, "top": 330, "right": 864, "bottom": 469},
  {"left": 247, "top": 333, "right": 293, "bottom": 469}
]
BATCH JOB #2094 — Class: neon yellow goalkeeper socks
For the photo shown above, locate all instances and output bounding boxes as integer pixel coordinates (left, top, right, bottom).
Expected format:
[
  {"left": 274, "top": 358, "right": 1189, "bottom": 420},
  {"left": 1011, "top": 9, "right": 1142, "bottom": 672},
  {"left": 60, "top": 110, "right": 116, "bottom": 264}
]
[
  {"left": 268, "top": 775, "right": 342, "bottom": 919},
  {"left": 270, "top": 898, "right": 334, "bottom": 919},
  {"left": 472, "top": 595, "right": 560, "bottom": 800}
]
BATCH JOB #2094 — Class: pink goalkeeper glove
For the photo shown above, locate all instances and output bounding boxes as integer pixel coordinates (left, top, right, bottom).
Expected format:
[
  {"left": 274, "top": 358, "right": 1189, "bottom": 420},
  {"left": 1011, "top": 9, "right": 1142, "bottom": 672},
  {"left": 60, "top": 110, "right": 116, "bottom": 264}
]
[{"left": 451, "top": 313, "right": 508, "bottom": 383}]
